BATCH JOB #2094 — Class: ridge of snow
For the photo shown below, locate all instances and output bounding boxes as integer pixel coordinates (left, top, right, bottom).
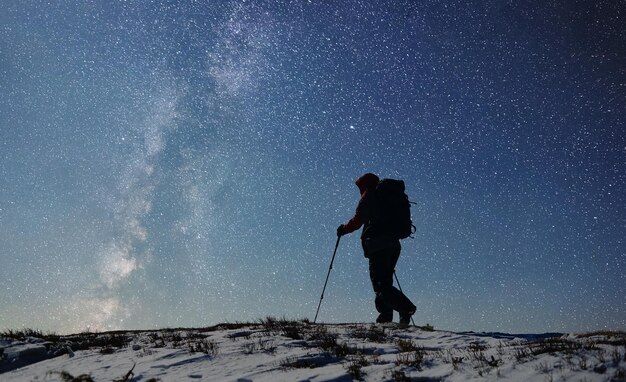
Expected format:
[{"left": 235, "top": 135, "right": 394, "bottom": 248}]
[{"left": 1, "top": 322, "right": 625, "bottom": 381}]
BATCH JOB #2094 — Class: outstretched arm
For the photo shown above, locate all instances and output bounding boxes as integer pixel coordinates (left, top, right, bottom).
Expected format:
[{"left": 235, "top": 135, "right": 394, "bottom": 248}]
[{"left": 338, "top": 191, "right": 372, "bottom": 235}]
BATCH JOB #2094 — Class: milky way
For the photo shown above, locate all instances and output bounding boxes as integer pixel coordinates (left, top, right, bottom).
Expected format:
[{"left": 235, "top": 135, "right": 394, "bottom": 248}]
[{"left": 1, "top": 1, "right": 624, "bottom": 334}]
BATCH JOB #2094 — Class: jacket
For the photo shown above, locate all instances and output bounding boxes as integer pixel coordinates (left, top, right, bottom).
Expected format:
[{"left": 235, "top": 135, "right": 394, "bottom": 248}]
[
  {"left": 343, "top": 173, "right": 401, "bottom": 257},
  {"left": 342, "top": 173, "right": 379, "bottom": 239}
]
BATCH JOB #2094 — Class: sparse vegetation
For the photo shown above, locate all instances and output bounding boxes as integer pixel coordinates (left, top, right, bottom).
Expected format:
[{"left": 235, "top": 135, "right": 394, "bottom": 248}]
[
  {"left": 445, "top": 348, "right": 464, "bottom": 370},
  {"left": 350, "top": 324, "right": 387, "bottom": 343},
  {"left": 534, "top": 360, "right": 551, "bottom": 374},
  {"left": 99, "top": 346, "right": 116, "bottom": 355},
  {"left": 395, "top": 346, "right": 426, "bottom": 371},
  {"left": 528, "top": 337, "right": 592, "bottom": 356},
  {"left": 242, "top": 337, "right": 276, "bottom": 354},
  {"left": 259, "top": 316, "right": 308, "bottom": 340},
  {"left": 313, "top": 334, "right": 359, "bottom": 358},
  {"left": 227, "top": 330, "right": 253, "bottom": 341},
  {"left": 391, "top": 369, "right": 410, "bottom": 381},
  {"left": 308, "top": 325, "right": 338, "bottom": 350},
  {"left": 513, "top": 342, "right": 533, "bottom": 362},
  {"left": 46, "top": 371, "right": 94, "bottom": 382},
  {"left": 280, "top": 355, "right": 322, "bottom": 369},
  {"left": 396, "top": 338, "right": 419, "bottom": 353},
  {"left": 67, "top": 333, "right": 132, "bottom": 352},
  {"left": 188, "top": 337, "right": 219, "bottom": 356},
  {"left": 346, "top": 358, "right": 366, "bottom": 381},
  {"left": 612, "top": 346, "right": 623, "bottom": 365},
  {"left": 1, "top": 328, "right": 60, "bottom": 342}
]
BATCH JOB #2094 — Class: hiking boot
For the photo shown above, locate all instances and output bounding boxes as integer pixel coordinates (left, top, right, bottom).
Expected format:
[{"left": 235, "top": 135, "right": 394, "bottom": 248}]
[
  {"left": 399, "top": 309, "right": 416, "bottom": 327},
  {"left": 376, "top": 312, "right": 393, "bottom": 323}
]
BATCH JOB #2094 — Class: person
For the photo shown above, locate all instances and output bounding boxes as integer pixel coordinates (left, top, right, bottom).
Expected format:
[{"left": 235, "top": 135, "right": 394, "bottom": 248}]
[{"left": 337, "top": 173, "right": 416, "bottom": 325}]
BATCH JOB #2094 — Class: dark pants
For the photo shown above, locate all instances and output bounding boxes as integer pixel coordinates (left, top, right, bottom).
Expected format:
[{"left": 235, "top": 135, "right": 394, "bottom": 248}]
[{"left": 363, "top": 239, "right": 416, "bottom": 317}]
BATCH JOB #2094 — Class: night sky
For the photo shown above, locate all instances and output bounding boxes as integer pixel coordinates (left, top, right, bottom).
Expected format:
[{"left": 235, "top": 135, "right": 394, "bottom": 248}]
[{"left": 1, "top": 1, "right": 624, "bottom": 334}]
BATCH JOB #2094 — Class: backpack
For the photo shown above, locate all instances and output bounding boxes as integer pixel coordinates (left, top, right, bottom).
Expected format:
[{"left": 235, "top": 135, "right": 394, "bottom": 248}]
[{"left": 373, "top": 179, "right": 415, "bottom": 239}]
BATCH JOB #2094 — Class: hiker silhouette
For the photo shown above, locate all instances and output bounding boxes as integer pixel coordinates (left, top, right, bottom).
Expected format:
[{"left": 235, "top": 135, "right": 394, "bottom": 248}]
[{"left": 337, "top": 173, "right": 416, "bottom": 325}]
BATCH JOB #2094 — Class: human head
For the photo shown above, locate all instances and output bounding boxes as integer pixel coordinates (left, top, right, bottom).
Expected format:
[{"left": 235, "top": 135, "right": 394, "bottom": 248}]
[{"left": 355, "top": 173, "right": 379, "bottom": 195}]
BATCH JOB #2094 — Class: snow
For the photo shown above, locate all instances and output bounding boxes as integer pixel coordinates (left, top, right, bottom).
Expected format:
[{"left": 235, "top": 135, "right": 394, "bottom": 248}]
[{"left": 1, "top": 321, "right": 625, "bottom": 381}]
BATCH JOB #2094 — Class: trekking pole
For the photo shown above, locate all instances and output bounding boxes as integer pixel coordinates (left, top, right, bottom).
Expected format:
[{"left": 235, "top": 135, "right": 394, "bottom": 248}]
[
  {"left": 313, "top": 236, "right": 341, "bottom": 323},
  {"left": 393, "top": 271, "right": 417, "bottom": 327}
]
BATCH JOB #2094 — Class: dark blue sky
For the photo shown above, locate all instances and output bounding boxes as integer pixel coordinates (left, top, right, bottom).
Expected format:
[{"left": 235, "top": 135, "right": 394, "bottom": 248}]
[{"left": 1, "top": 0, "right": 624, "bottom": 334}]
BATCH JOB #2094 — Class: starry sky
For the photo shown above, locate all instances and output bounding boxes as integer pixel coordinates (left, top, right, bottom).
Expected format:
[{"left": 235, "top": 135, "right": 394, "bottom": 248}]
[{"left": 1, "top": 1, "right": 624, "bottom": 334}]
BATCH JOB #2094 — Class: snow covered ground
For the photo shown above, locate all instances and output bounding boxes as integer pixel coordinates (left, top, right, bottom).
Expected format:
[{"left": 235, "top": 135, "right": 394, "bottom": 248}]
[{"left": 1, "top": 319, "right": 625, "bottom": 381}]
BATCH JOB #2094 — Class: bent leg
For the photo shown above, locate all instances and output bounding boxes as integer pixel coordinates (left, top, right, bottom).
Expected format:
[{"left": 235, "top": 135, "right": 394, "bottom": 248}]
[{"left": 369, "top": 242, "right": 415, "bottom": 316}]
